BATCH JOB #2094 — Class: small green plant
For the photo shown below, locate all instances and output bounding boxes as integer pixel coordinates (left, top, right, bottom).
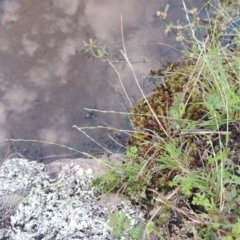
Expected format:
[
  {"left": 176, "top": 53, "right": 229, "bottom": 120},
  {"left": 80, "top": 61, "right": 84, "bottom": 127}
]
[
  {"left": 108, "top": 210, "right": 143, "bottom": 240},
  {"left": 96, "top": 48, "right": 108, "bottom": 58},
  {"left": 82, "top": 38, "right": 109, "bottom": 59},
  {"left": 144, "top": 220, "right": 163, "bottom": 240},
  {"left": 191, "top": 193, "right": 216, "bottom": 212},
  {"left": 92, "top": 146, "right": 151, "bottom": 201},
  {"left": 223, "top": 219, "right": 240, "bottom": 240}
]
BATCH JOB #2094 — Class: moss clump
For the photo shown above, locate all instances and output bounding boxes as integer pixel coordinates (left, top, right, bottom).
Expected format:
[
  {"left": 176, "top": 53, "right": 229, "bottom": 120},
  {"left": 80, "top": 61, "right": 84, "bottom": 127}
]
[{"left": 128, "top": 63, "right": 207, "bottom": 167}]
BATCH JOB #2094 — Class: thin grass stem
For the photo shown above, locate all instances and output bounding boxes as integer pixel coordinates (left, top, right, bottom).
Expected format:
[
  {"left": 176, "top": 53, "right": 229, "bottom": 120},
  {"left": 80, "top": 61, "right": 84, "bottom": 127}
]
[{"left": 6, "top": 138, "right": 113, "bottom": 168}]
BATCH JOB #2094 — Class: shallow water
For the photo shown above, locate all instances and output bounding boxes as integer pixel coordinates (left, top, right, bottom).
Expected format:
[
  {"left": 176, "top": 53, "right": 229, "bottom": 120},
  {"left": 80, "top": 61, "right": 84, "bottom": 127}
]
[{"left": 0, "top": 0, "right": 204, "bottom": 163}]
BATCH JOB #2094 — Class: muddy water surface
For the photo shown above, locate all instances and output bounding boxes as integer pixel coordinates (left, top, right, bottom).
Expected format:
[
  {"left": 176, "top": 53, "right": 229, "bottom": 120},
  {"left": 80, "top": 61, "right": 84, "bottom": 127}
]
[{"left": 0, "top": 0, "right": 204, "bottom": 164}]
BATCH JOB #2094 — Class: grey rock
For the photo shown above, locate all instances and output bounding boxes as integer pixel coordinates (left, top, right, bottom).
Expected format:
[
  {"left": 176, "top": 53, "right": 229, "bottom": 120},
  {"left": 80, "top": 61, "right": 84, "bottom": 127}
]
[{"left": 0, "top": 158, "right": 145, "bottom": 240}]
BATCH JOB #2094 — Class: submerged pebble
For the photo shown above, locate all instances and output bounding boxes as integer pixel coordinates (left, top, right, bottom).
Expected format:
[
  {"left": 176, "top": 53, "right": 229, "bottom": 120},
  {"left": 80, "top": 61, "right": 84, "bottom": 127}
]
[{"left": 0, "top": 158, "right": 145, "bottom": 240}]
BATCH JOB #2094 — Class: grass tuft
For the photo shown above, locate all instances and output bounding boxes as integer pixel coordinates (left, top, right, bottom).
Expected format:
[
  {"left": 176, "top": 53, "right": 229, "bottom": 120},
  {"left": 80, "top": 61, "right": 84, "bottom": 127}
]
[{"left": 93, "top": 0, "right": 240, "bottom": 239}]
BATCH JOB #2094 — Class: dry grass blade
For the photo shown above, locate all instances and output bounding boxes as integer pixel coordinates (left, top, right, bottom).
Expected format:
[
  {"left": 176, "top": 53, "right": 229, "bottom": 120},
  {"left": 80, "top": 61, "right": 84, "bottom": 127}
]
[
  {"left": 5, "top": 138, "right": 113, "bottom": 168},
  {"left": 119, "top": 15, "right": 169, "bottom": 137},
  {"left": 107, "top": 59, "right": 132, "bottom": 107}
]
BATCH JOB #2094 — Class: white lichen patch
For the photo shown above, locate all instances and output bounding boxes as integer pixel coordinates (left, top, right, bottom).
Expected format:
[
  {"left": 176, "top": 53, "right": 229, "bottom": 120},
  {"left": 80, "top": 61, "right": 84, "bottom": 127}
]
[{"left": 0, "top": 158, "right": 145, "bottom": 240}]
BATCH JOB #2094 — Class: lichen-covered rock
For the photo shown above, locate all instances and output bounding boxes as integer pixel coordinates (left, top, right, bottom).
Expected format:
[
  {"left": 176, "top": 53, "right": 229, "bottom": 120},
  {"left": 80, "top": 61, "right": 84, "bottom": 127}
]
[{"left": 0, "top": 158, "right": 145, "bottom": 240}]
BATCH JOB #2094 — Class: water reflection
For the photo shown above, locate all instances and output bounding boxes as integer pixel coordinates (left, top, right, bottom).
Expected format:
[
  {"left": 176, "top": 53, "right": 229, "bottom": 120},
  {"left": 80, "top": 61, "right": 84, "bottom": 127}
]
[{"left": 0, "top": 0, "right": 204, "bottom": 164}]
